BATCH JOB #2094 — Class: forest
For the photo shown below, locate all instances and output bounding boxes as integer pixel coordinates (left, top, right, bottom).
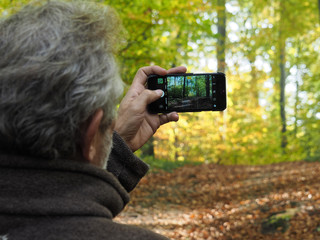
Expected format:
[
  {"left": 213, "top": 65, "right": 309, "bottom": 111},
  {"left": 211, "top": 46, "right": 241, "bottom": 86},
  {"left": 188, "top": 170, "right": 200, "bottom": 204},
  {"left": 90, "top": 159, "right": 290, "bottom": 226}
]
[
  {"left": 1, "top": 0, "right": 320, "bottom": 239},
  {"left": 167, "top": 75, "right": 213, "bottom": 110},
  {"left": 2, "top": 0, "right": 319, "bottom": 164}
]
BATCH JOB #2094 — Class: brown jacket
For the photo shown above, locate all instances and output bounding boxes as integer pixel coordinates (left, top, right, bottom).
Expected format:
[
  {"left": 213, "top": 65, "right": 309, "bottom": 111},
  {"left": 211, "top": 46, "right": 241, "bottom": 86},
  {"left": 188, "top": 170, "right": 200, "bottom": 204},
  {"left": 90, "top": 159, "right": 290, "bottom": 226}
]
[{"left": 0, "top": 133, "right": 168, "bottom": 240}]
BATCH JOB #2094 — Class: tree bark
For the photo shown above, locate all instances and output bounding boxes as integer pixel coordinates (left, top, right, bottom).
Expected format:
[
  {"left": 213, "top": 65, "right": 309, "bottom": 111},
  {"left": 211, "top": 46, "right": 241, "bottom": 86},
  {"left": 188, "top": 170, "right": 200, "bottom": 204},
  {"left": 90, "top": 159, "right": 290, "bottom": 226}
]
[
  {"left": 279, "top": 1, "right": 287, "bottom": 150},
  {"left": 183, "top": 76, "right": 186, "bottom": 98},
  {"left": 279, "top": 45, "right": 287, "bottom": 149},
  {"left": 217, "top": 0, "right": 226, "bottom": 72},
  {"left": 294, "top": 77, "right": 299, "bottom": 138},
  {"left": 248, "top": 57, "right": 260, "bottom": 109},
  {"left": 139, "top": 7, "right": 155, "bottom": 158},
  {"left": 206, "top": 77, "right": 210, "bottom": 97},
  {"left": 318, "top": 0, "right": 320, "bottom": 23},
  {"left": 216, "top": 0, "right": 227, "bottom": 164},
  {"left": 140, "top": 136, "right": 155, "bottom": 157}
]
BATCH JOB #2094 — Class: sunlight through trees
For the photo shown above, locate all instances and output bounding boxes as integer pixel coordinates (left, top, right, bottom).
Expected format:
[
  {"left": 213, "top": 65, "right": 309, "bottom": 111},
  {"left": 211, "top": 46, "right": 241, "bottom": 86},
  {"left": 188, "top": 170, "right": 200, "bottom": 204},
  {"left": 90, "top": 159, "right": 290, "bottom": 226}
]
[{"left": 2, "top": 0, "right": 319, "bottom": 164}]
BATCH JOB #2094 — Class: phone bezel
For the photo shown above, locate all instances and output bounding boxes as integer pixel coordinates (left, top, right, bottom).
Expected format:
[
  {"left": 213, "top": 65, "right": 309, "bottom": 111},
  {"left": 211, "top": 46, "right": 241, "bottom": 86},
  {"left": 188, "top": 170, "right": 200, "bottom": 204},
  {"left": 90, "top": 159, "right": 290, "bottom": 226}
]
[{"left": 147, "top": 72, "right": 227, "bottom": 113}]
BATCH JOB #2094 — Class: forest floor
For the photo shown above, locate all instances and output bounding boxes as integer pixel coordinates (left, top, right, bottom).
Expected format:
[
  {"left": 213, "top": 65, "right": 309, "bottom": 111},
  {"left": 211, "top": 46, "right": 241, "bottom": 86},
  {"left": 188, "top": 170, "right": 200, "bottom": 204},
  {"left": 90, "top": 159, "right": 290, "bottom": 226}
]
[{"left": 115, "top": 161, "right": 320, "bottom": 240}]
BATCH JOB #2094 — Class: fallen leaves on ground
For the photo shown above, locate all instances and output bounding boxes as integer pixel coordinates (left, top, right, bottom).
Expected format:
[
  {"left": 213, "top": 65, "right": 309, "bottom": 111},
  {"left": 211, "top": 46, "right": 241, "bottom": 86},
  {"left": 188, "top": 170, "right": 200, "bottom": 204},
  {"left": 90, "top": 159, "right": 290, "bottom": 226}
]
[{"left": 115, "top": 161, "right": 320, "bottom": 239}]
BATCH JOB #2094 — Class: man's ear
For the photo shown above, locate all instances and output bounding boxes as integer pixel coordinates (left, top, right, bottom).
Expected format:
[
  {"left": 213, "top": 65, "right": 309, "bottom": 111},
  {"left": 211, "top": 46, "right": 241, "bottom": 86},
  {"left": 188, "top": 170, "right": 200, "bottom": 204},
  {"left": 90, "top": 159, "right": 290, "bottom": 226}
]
[{"left": 82, "top": 109, "right": 104, "bottom": 163}]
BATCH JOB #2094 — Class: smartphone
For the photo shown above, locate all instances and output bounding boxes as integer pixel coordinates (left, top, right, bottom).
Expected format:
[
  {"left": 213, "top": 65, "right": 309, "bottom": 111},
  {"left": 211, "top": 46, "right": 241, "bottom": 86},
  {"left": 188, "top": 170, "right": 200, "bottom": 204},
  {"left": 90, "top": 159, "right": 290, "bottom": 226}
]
[{"left": 147, "top": 72, "right": 227, "bottom": 113}]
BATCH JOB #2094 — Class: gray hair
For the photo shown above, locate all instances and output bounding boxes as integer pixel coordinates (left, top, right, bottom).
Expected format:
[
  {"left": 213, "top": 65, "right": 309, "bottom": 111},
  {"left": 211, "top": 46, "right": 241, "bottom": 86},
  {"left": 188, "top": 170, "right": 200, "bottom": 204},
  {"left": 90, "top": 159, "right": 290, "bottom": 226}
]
[{"left": 0, "top": 1, "right": 124, "bottom": 159}]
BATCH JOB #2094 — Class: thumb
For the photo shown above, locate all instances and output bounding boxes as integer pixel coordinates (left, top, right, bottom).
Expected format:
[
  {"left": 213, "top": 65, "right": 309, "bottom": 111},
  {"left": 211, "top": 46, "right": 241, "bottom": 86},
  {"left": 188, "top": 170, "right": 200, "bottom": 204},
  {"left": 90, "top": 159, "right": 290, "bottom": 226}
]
[
  {"left": 159, "top": 112, "right": 179, "bottom": 125},
  {"left": 136, "top": 89, "right": 164, "bottom": 106}
]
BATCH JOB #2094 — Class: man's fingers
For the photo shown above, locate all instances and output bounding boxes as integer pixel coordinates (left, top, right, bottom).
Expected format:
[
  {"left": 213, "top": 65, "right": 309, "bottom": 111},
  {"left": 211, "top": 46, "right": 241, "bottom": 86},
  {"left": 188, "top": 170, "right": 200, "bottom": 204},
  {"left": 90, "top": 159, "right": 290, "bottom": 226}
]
[
  {"left": 132, "top": 65, "right": 187, "bottom": 87},
  {"left": 141, "top": 65, "right": 167, "bottom": 76},
  {"left": 126, "top": 65, "right": 187, "bottom": 100},
  {"left": 159, "top": 112, "right": 179, "bottom": 125},
  {"left": 167, "top": 66, "right": 187, "bottom": 74},
  {"left": 129, "top": 66, "right": 187, "bottom": 95},
  {"left": 132, "top": 66, "right": 167, "bottom": 87},
  {"left": 134, "top": 89, "right": 163, "bottom": 108}
]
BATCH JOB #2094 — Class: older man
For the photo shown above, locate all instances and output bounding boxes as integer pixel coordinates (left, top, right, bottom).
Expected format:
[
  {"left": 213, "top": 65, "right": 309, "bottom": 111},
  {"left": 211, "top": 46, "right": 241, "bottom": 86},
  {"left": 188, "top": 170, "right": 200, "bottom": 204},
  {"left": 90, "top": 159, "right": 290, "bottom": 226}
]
[{"left": 0, "top": 1, "right": 186, "bottom": 239}]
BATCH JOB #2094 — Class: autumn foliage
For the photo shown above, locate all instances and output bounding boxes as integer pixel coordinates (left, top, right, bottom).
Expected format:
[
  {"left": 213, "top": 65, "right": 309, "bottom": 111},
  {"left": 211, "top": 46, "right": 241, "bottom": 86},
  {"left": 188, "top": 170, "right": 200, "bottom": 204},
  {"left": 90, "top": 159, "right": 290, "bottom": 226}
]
[
  {"left": 2, "top": 1, "right": 319, "bottom": 238},
  {"left": 116, "top": 161, "right": 320, "bottom": 239}
]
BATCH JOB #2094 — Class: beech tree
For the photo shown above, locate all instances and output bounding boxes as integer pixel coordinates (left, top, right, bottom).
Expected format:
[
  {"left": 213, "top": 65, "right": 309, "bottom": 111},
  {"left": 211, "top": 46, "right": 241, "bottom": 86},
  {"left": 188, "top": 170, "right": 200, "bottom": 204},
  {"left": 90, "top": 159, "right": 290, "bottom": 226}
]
[{"left": 1, "top": 0, "right": 319, "bottom": 164}]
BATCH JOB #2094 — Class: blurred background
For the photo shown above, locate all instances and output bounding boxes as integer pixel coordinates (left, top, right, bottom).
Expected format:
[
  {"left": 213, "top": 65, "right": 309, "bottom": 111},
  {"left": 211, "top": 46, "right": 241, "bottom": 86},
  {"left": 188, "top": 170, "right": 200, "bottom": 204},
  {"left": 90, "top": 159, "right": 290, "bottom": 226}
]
[{"left": 2, "top": 0, "right": 319, "bottom": 165}]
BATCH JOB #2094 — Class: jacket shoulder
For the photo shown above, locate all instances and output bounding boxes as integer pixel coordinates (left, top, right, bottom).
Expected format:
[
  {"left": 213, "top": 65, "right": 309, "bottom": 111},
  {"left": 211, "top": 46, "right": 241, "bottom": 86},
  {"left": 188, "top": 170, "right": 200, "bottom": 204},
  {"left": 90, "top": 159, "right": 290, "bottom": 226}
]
[{"left": 6, "top": 217, "right": 169, "bottom": 240}]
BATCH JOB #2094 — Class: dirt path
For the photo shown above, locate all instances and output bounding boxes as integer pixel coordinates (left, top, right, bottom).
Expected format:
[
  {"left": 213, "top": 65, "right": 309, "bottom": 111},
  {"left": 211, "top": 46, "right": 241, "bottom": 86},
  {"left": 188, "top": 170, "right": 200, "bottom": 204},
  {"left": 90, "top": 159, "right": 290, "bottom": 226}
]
[{"left": 115, "top": 161, "right": 320, "bottom": 239}]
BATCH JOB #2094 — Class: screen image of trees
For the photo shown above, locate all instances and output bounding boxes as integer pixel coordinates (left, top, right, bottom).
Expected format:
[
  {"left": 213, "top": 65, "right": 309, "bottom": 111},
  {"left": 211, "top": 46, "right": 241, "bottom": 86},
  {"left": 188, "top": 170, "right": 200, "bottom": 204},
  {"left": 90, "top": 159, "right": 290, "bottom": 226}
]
[{"left": 167, "top": 75, "right": 212, "bottom": 110}]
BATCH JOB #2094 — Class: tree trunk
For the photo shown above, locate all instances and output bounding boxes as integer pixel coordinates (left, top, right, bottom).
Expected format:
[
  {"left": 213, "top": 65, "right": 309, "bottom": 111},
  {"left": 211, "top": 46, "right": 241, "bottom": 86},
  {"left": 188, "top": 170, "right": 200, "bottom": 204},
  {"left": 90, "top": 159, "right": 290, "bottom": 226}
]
[
  {"left": 279, "top": 1, "right": 287, "bottom": 150},
  {"left": 217, "top": 0, "right": 226, "bottom": 72},
  {"left": 216, "top": 0, "right": 227, "bottom": 164},
  {"left": 279, "top": 46, "right": 287, "bottom": 149},
  {"left": 206, "top": 77, "right": 210, "bottom": 97},
  {"left": 248, "top": 57, "right": 260, "bottom": 109},
  {"left": 139, "top": 7, "right": 155, "bottom": 158},
  {"left": 294, "top": 77, "right": 299, "bottom": 138},
  {"left": 318, "top": 0, "right": 320, "bottom": 23},
  {"left": 183, "top": 76, "right": 186, "bottom": 98},
  {"left": 140, "top": 136, "right": 155, "bottom": 157}
]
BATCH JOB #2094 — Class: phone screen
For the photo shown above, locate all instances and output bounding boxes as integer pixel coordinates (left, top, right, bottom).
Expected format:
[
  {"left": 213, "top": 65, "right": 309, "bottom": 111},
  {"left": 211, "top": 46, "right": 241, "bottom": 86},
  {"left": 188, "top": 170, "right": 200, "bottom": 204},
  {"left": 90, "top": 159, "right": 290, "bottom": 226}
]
[{"left": 147, "top": 73, "right": 226, "bottom": 113}]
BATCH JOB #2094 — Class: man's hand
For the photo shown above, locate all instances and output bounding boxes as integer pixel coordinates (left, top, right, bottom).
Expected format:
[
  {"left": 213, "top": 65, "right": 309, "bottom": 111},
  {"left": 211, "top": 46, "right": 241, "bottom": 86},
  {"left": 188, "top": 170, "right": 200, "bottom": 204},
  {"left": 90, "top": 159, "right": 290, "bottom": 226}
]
[{"left": 114, "top": 65, "right": 187, "bottom": 152}]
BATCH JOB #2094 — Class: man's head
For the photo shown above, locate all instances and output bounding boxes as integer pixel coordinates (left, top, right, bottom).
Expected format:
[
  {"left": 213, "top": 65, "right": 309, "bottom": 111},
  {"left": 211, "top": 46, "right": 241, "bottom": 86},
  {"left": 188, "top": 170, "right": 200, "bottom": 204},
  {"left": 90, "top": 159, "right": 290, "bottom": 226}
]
[{"left": 0, "top": 1, "right": 124, "bottom": 167}]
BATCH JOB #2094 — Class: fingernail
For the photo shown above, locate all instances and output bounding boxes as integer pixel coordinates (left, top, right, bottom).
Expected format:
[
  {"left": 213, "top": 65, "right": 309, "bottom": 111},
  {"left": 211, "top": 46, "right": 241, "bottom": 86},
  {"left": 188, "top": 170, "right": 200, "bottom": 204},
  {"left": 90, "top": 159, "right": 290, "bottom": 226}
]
[{"left": 156, "top": 89, "right": 164, "bottom": 97}]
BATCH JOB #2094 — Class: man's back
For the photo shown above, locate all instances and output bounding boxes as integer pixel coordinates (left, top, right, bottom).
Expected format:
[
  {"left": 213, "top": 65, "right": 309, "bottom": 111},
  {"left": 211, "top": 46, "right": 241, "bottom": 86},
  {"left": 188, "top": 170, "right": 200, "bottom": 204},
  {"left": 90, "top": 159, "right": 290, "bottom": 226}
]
[
  {"left": 0, "top": 152, "right": 167, "bottom": 240},
  {"left": 0, "top": 1, "right": 182, "bottom": 239}
]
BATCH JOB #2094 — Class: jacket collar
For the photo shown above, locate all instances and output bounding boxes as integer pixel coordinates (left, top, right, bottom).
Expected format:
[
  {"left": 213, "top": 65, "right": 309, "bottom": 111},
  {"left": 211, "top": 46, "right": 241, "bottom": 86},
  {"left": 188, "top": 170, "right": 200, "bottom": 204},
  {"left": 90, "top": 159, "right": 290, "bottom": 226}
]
[{"left": 0, "top": 153, "right": 129, "bottom": 219}]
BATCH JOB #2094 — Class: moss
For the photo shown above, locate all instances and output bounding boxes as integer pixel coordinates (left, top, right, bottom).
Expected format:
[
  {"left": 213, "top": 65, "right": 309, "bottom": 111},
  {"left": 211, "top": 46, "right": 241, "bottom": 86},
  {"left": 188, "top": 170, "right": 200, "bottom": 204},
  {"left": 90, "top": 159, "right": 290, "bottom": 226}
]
[{"left": 261, "top": 208, "right": 299, "bottom": 234}]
